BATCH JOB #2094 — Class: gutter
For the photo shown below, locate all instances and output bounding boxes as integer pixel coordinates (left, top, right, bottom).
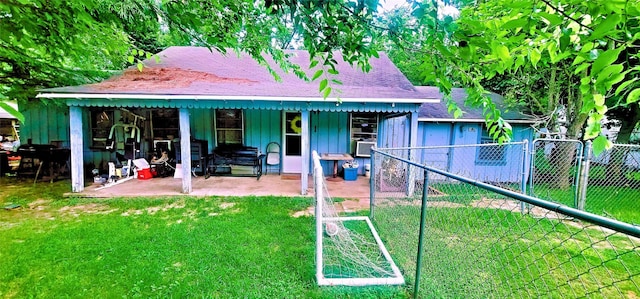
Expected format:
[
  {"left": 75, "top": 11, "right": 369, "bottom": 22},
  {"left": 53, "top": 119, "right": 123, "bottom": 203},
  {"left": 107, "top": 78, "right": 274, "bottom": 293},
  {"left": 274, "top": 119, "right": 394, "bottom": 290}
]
[
  {"left": 36, "top": 93, "right": 440, "bottom": 104},
  {"left": 418, "top": 118, "right": 540, "bottom": 124}
]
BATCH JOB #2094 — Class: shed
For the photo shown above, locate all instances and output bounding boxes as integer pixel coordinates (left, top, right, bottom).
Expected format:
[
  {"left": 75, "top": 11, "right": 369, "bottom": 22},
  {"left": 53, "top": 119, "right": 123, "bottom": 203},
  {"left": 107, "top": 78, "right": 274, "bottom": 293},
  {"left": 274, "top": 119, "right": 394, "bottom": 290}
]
[{"left": 383, "top": 86, "right": 539, "bottom": 183}]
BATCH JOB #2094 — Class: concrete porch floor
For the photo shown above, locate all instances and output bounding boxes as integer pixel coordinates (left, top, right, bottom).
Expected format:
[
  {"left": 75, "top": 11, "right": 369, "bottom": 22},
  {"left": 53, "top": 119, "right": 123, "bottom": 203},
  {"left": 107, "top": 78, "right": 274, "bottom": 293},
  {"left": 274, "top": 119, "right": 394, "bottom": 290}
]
[{"left": 76, "top": 173, "right": 372, "bottom": 201}]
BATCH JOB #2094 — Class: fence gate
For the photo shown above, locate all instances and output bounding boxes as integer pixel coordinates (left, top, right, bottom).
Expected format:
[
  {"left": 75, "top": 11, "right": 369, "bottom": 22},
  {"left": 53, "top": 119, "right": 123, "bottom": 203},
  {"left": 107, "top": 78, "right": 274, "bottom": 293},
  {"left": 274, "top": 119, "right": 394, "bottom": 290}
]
[{"left": 530, "top": 139, "right": 584, "bottom": 208}]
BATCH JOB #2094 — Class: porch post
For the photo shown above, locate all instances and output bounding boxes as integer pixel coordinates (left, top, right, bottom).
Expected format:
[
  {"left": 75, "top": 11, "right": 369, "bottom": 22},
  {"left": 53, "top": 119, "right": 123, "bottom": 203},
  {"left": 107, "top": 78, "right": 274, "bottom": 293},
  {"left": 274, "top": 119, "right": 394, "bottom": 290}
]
[
  {"left": 69, "top": 106, "right": 85, "bottom": 192},
  {"left": 179, "top": 108, "right": 192, "bottom": 193},
  {"left": 407, "top": 111, "right": 419, "bottom": 196},
  {"left": 300, "top": 110, "right": 310, "bottom": 195}
]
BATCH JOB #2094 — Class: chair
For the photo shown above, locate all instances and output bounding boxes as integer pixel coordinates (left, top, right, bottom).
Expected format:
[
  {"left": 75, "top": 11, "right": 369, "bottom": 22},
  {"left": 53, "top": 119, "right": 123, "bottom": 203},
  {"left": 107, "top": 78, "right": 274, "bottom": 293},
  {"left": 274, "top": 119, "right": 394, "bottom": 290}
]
[{"left": 265, "top": 142, "right": 281, "bottom": 175}]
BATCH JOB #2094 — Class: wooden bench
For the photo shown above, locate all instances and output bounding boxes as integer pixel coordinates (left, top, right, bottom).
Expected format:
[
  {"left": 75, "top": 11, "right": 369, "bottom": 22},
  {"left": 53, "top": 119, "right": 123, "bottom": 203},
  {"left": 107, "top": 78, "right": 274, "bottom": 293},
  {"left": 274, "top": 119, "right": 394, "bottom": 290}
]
[{"left": 204, "top": 145, "right": 264, "bottom": 180}]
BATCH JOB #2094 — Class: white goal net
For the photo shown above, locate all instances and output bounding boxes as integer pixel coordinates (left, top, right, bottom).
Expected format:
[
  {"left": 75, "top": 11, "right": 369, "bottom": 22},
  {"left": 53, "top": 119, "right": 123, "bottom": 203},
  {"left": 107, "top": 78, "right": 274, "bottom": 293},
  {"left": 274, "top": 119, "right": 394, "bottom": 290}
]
[{"left": 312, "top": 151, "right": 404, "bottom": 286}]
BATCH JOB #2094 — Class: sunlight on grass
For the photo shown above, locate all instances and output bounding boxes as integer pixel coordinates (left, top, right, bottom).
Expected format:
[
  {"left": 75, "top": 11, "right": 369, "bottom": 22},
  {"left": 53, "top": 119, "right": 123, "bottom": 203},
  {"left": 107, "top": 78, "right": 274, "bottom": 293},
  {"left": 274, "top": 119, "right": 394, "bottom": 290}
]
[{"left": 0, "top": 179, "right": 406, "bottom": 298}]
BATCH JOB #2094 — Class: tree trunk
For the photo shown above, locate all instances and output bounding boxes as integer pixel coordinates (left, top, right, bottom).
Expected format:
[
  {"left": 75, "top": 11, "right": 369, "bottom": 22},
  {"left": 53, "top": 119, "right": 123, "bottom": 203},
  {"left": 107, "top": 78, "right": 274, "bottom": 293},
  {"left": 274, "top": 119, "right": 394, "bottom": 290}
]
[
  {"left": 547, "top": 71, "right": 587, "bottom": 189},
  {"left": 549, "top": 142, "right": 577, "bottom": 189}
]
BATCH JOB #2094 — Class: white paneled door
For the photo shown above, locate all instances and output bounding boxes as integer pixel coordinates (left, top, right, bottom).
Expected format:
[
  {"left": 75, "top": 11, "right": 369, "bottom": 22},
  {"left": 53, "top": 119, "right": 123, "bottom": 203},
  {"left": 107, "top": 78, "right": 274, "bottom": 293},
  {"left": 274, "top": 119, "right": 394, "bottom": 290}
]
[{"left": 282, "top": 111, "right": 302, "bottom": 173}]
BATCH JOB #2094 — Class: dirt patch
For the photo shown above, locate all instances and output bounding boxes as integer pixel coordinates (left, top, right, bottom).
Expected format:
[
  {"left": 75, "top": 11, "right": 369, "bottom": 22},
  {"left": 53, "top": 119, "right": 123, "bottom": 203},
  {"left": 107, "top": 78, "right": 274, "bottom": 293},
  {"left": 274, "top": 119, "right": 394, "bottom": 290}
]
[
  {"left": 220, "top": 202, "right": 235, "bottom": 209},
  {"left": 28, "top": 199, "right": 51, "bottom": 211},
  {"left": 292, "top": 206, "right": 314, "bottom": 218},
  {"left": 92, "top": 67, "right": 257, "bottom": 91},
  {"left": 58, "top": 203, "right": 118, "bottom": 217},
  {"left": 470, "top": 198, "right": 570, "bottom": 220},
  {"left": 121, "top": 201, "right": 186, "bottom": 216}
]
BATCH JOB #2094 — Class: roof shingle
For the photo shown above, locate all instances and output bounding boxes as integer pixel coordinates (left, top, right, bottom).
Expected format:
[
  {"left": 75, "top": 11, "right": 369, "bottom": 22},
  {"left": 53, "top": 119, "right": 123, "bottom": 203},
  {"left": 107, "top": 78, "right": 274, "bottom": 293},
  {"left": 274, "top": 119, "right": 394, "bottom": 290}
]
[{"left": 43, "top": 47, "right": 432, "bottom": 101}]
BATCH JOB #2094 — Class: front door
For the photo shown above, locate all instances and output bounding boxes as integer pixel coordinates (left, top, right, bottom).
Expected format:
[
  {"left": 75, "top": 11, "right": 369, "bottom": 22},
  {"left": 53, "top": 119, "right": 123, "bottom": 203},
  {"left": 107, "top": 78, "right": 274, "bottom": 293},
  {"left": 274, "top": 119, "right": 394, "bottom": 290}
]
[{"left": 282, "top": 111, "right": 302, "bottom": 173}]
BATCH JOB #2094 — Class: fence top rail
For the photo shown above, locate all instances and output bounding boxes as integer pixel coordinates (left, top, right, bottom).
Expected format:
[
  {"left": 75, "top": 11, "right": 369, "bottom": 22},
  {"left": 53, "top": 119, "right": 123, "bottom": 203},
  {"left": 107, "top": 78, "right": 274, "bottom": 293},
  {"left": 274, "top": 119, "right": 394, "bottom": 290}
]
[
  {"left": 611, "top": 143, "right": 640, "bottom": 148},
  {"left": 377, "top": 141, "right": 528, "bottom": 151},
  {"left": 533, "top": 138, "right": 584, "bottom": 143},
  {"left": 372, "top": 148, "right": 640, "bottom": 239}
]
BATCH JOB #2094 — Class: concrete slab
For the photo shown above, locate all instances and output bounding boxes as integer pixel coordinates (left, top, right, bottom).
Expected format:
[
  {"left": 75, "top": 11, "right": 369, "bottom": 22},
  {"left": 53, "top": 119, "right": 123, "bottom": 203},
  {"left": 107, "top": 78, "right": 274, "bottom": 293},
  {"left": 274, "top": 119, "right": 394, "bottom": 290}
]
[{"left": 75, "top": 173, "right": 372, "bottom": 202}]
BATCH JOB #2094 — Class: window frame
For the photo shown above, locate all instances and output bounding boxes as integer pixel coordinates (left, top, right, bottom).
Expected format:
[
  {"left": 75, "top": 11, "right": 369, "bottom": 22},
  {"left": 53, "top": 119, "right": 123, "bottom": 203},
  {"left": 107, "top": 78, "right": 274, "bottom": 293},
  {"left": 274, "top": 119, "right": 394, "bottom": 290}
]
[
  {"left": 215, "top": 109, "right": 244, "bottom": 146},
  {"left": 89, "top": 109, "right": 115, "bottom": 150},
  {"left": 349, "top": 112, "right": 378, "bottom": 157},
  {"left": 476, "top": 125, "right": 507, "bottom": 165}
]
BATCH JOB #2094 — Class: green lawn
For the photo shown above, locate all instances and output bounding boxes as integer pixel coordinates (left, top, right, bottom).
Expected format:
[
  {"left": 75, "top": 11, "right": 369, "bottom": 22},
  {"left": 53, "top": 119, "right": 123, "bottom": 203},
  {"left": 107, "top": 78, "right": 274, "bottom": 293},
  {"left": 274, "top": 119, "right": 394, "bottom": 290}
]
[
  {"left": 2, "top": 178, "right": 637, "bottom": 298},
  {"left": 531, "top": 183, "right": 640, "bottom": 224},
  {"left": 373, "top": 204, "right": 640, "bottom": 298},
  {"left": 0, "top": 178, "right": 406, "bottom": 298}
]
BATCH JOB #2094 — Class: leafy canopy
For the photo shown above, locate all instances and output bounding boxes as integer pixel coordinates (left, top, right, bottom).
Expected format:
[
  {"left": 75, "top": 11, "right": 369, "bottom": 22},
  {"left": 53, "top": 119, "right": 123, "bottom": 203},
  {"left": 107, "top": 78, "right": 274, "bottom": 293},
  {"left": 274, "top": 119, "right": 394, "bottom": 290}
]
[
  {"left": 415, "top": 0, "right": 638, "bottom": 151},
  {"left": 0, "top": 0, "right": 382, "bottom": 112}
]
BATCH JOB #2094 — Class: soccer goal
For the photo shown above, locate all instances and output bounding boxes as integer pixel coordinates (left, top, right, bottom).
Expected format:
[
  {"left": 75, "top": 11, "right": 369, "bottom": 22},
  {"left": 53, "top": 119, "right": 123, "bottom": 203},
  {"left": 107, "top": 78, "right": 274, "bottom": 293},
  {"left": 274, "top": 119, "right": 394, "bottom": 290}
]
[{"left": 312, "top": 151, "right": 404, "bottom": 286}]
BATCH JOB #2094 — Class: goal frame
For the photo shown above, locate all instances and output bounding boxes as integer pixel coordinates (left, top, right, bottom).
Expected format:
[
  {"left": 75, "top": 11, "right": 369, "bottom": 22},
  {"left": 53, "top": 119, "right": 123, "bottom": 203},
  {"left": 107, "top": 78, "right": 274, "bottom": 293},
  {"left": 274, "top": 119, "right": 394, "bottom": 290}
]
[{"left": 313, "top": 151, "right": 404, "bottom": 286}]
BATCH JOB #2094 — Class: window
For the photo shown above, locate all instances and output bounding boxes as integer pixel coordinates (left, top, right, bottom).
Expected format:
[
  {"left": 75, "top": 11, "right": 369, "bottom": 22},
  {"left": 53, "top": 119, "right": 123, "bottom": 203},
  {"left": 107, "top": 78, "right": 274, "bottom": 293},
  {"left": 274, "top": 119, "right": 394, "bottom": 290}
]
[
  {"left": 476, "top": 125, "right": 506, "bottom": 165},
  {"left": 151, "top": 109, "right": 179, "bottom": 140},
  {"left": 90, "top": 109, "right": 114, "bottom": 149},
  {"left": 350, "top": 113, "right": 378, "bottom": 157},
  {"left": 216, "top": 109, "right": 243, "bottom": 145}
]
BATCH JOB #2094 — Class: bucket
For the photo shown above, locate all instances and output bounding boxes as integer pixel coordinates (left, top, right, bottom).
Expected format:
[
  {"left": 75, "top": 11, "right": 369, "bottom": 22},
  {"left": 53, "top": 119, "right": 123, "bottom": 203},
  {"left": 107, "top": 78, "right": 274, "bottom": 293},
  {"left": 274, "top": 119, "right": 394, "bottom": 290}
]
[{"left": 364, "top": 163, "right": 371, "bottom": 178}]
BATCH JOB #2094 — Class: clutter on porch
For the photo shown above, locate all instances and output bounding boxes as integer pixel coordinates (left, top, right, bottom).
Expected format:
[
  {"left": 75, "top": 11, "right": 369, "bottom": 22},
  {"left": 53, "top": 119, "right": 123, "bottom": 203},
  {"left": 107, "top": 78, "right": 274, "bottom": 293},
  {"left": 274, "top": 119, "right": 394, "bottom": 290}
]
[{"left": 12, "top": 141, "right": 70, "bottom": 182}]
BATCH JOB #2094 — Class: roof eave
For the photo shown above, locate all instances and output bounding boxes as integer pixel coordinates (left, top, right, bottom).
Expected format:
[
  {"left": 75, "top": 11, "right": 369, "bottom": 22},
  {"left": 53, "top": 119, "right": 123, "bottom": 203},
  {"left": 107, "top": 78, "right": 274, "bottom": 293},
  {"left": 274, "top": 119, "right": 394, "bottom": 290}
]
[
  {"left": 36, "top": 92, "right": 439, "bottom": 104},
  {"left": 418, "top": 117, "right": 540, "bottom": 124}
]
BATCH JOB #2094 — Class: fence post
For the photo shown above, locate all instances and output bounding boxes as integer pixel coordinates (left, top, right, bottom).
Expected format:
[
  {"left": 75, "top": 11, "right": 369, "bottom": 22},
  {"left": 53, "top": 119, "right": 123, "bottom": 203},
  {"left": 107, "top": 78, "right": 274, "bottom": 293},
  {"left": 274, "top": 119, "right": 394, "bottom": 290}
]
[
  {"left": 369, "top": 149, "right": 376, "bottom": 220},
  {"left": 413, "top": 168, "right": 429, "bottom": 299},
  {"left": 577, "top": 141, "right": 592, "bottom": 211},
  {"left": 529, "top": 140, "right": 537, "bottom": 198},
  {"left": 520, "top": 140, "right": 528, "bottom": 214}
]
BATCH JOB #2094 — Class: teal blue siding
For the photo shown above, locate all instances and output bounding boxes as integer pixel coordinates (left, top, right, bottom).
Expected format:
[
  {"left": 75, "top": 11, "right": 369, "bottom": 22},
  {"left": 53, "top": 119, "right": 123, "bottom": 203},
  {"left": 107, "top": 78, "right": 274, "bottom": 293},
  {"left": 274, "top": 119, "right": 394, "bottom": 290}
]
[
  {"left": 417, "top": 121, "right": 534, "bottom": 183},
  {"left": 418, "top": 123, "right": 452, "bottom": 170},
  {"left": 244, "top": 109, "right": 281, "bottom": 152},
  {"left": 20, "top": 104, "right": 69, "bottom": 146},
  {"left": 310, "top": 111, "right": 350, "bottom": 176},
  {"left": 190, "top": 109, "right": 213, "bottom": 152}
]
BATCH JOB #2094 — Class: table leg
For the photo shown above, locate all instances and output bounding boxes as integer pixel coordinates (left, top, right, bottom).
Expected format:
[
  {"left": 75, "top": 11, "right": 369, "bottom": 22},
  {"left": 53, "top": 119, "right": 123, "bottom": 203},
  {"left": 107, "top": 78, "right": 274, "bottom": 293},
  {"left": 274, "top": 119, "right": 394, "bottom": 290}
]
[{"left": 333, "top": 161, "right": 338, "bottom": 178}]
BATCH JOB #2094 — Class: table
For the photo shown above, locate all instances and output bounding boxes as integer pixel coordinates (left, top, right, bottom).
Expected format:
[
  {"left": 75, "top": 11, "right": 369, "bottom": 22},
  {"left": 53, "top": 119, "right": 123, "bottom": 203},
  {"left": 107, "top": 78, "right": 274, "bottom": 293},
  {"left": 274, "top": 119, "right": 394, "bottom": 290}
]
[{"left": 320, "top": 153, "right": 354, "bottom": 180}]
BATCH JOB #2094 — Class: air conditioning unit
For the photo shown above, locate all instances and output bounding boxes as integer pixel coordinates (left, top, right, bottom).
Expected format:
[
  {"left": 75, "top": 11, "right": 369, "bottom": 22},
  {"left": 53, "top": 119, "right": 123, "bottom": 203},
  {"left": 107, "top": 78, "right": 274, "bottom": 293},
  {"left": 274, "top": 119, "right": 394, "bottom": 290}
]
[{"left": 355, "top": 141, "right": 376, "bottom": 157}]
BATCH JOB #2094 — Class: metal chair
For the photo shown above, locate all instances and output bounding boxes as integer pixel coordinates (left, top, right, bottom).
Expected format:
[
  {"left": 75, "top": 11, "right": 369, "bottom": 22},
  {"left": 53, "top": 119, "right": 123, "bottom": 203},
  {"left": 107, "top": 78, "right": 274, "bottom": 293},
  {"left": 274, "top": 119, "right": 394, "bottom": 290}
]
[{"left": 265, "top": 142, "right": 281, "bottom": 175}]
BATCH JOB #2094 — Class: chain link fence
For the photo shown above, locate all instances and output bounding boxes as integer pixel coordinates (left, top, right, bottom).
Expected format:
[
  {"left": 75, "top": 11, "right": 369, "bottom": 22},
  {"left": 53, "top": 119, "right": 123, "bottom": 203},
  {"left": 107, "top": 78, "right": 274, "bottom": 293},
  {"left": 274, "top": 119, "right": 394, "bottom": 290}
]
[
  {"left": 531, "top": 139, "right": 640, "bottom": 224},
  {"left": 530, "top": 139, "right": 583, "bottom": 208},
  {"left": 370, "top": 148, "right": 640, "bottom": 298},
  {"left": 584, "top": 143, "right": 640, "bottom": 225}
]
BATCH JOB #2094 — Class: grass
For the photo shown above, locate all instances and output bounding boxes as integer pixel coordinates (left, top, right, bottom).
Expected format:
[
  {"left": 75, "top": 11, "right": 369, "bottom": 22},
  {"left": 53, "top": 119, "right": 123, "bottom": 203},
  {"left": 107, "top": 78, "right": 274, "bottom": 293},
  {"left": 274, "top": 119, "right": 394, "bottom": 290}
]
[
  {"left": 373, "top": 203, "right": 640, "bottom": 298},
  {"left": 531, "top": 183, "right": 640, "bottom": 224},
  {"left": 0, "top": 178, "right": 407, "bottom": 298}
]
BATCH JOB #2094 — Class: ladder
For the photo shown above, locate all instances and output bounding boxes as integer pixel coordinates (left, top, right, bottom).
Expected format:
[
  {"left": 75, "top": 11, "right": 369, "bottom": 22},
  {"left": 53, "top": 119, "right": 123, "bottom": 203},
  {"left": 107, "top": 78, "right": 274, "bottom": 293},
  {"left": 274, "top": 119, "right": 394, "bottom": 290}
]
[{"left": 11, "top": 120, "right": 19, "bottom": 140}]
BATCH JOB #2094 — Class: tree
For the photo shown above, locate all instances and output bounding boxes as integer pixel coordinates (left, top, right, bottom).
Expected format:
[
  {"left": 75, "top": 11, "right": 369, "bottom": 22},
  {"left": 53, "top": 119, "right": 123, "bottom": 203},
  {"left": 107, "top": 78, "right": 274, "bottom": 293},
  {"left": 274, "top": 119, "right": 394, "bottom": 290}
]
[
  {"left": 1, "top": 0, "right": 382, "bottom": 116},
  {"left": 383, "top": 0, "right": 640, "bottom": 154}
]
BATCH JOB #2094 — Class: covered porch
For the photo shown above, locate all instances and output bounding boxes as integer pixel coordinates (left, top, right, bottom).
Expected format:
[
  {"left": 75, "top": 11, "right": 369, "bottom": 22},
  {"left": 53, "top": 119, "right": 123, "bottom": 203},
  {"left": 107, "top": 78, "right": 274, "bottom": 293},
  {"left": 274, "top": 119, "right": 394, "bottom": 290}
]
[{"left": 76, "top": 173, "right": 372, "bottom": 201}]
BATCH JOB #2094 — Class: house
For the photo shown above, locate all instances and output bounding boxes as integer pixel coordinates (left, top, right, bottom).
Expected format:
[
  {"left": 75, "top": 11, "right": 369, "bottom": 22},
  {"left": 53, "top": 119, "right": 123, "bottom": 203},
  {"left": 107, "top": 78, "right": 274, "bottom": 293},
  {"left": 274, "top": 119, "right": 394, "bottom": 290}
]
[
  {"left": 419, "top": 87, "right": 537, "bottom": 182},
  {"left": 31, "top": 46, "right": 436, "bottom": 194},
  {"left": 382, "top": 86, "right": 538, "bottom": 183}
]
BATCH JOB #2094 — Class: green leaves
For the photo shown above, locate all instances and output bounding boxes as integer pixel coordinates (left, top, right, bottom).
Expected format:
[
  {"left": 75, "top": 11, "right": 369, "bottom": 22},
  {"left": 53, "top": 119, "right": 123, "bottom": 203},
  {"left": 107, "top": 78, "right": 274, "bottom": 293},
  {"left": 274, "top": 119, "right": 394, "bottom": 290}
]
[
  {"left": 627, "top": 89, "right": 640, "bottom": 104},
  {"left": 591, "top": 135, "right": 612, "bottom": 157},
  {"left": 311, "top": 69, "right": 324, "bottom": 81},
  {"left": 588, "top": 14, "right": 621, "bottom": 41},
  {"left": 0, "top": 100, "right": 24, "bottom": 123},
  {"left": 529, "top": 49, "right": 541, "bottom": 67},
  {"left": 590, "top": 48, "right": 623, "bottom": 77}
]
